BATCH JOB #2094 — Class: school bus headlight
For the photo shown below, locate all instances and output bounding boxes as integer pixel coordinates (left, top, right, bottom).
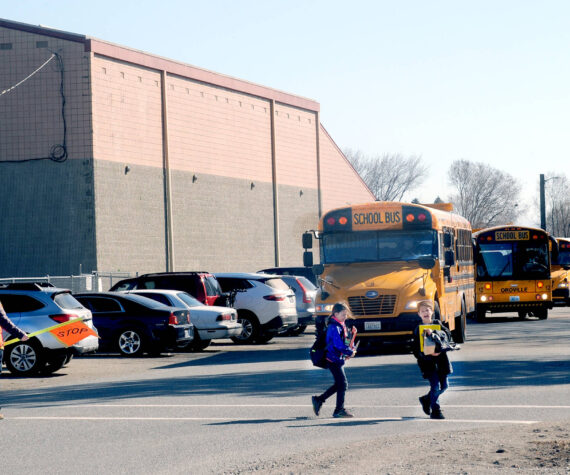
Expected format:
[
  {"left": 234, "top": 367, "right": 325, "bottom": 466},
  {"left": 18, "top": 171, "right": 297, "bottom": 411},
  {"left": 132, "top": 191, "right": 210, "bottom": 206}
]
[
  {"left": 541, "top": 293, "right": 548, "bottom": 300},
  {"left": 404, "top": 300, "right": 418, "bottom": 310},
  {"left": 558, "top": 282, "right": 568, "bottom": 288},
  {"left": 480, "top": 295, "right": 488, "bottom": 302},
  {"left": 316, "top": 304, "right": 334, "bottom": 313}
]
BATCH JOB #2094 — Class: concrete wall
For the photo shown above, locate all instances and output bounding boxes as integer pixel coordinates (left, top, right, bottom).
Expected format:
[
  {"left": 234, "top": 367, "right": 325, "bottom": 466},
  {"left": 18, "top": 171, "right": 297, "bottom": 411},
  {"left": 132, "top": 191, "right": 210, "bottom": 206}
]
[{"left": 0, "top": 24, "right": 95, "bottom": 277}]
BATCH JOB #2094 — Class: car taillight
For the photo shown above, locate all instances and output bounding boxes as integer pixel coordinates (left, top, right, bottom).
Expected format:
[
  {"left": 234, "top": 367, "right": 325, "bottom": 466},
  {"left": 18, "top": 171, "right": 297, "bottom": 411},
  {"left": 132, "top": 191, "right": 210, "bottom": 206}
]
[
  {"left": 216, "top": 313, "right": 232, "bottom": 321},
  {"left": 263, "top": 295, "right": 285, "bottom": 301},
  {"left": 169, "top": 313, "right": 179, "bottom": 325},
  {"left": 50, "top": 314, "right": 78, "bottom": 323},
  {"left": 296, "top": 278, "right": 312, "bottom": 304}
]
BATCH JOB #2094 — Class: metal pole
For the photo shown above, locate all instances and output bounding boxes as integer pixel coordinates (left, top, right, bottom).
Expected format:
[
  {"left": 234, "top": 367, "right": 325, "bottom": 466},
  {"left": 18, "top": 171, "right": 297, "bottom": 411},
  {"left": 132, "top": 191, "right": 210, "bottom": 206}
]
[
  {"left": 540, "top": 174, "right": 546, "bottom": 230},
  {"left": 270, "top": 99, "right": 280, "bottom": 266},
  {"left": 161, "top": 70, "right": 175, "bottom": 271}
]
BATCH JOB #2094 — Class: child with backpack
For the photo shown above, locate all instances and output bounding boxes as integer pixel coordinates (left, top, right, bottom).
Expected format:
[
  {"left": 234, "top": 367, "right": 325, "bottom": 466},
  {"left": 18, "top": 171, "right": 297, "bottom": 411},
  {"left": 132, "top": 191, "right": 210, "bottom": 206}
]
[{"left": 311, "top": 302, "right": 357, "bottom": 418}]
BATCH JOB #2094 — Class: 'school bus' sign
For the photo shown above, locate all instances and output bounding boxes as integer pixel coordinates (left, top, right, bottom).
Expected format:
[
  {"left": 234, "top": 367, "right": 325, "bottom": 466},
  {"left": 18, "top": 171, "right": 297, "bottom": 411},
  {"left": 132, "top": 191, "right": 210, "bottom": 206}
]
[{"left": 495, "top": 230, "right": 530, "bottom": 241}]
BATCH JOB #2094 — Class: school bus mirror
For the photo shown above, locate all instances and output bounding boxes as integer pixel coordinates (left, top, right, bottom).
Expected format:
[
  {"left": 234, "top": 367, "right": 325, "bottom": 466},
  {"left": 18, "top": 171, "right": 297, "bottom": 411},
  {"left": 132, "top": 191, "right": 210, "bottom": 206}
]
[
  {"left": 418, "top": 256, "right": 436, "bottom": 270},
  {"left": 444, "top": 233, "right": 454, "bottom": 248},
  {"left": 444, "top": 250, "right": 455, "bottom": 266},
  {"left": 313, "top": 264, "right": 325, "bottom": 276},
  {"left": 563, "top": 265, "right": 570, "bottom": 271},
  {"left": 302, "top": 232, "right": 313, "bottom": 249},
  {"left": 443, "top": 266, "right": 451, "bottom": 278},
  {"left": 303, "top": 251, "right": 314, "bottom": 267}
]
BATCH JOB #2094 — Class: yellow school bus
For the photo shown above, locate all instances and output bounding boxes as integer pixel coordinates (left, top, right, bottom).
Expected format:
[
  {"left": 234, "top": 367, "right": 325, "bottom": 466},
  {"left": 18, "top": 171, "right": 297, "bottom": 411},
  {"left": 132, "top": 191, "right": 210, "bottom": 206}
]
[
  {"left": 302, "top": 201, "right": 474, "bottom": 344},
  {"left": 552, "top": 237, "right": 570, "bottom": 306},
  {"left": 473, "top": 226, "right": 553, "bottom": 320}
]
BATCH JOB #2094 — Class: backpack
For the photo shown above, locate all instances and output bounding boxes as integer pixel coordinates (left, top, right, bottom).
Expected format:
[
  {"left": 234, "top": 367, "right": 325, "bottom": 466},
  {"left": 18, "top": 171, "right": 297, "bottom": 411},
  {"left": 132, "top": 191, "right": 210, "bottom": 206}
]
[{"left": 309, "top": 315, "right": 329, "bottom": 369}]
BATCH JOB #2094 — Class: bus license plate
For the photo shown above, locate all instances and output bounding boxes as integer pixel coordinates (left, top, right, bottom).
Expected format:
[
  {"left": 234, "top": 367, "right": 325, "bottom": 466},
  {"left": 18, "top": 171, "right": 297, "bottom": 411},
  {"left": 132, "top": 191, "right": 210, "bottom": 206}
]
[
  {"left": 365, "top": 321, "right": 382, "bottom": 331},
  {"left": 509, "top": 296, "right": 520, "bottom": 302}
]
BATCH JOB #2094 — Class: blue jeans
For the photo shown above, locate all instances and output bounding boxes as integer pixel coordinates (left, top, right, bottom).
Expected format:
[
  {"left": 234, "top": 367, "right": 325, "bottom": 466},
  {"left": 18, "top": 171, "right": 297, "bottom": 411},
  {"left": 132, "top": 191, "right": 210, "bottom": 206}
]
[
  {"left": 319, "top": 362, "right": 348, "bottom": 412},
  {"left": 427, "top": 372, "right": 448, "bottom": 411}
]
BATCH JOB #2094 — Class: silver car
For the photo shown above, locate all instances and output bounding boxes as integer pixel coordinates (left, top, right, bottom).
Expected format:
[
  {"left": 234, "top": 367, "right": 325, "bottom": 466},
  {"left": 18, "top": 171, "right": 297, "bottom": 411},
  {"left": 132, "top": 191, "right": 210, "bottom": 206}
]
[
  {"left": 278, "top": 275, "right": 317, "bottom": 335},
  {"left": 0, "top": 283, "right": 98, "bottom": 375}
]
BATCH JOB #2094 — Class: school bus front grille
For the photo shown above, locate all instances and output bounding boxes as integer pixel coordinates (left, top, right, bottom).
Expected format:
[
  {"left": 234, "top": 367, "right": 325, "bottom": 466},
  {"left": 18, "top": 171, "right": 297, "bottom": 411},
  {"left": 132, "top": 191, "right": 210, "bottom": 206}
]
[{"left": 348, "top": 295, "right": 397, "bottom": 316}]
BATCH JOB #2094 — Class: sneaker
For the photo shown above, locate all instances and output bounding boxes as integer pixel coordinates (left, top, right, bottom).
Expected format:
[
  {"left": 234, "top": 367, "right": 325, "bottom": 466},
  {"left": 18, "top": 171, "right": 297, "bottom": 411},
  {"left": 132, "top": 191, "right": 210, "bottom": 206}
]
[
  {"left": 419, "top": 395, "right": 431, "bottom": 416},
  {"left": 430, "top": 409, "right": 445, "bottom": 419},
  {"left": 312, "top": 396, "right": 322, "bottom": 416},
  {"left": 333, "top": 408, "right": 354, "bottom": 418},
  {"left": 0, "top": 413, "right": 4, "bottom": 420}
]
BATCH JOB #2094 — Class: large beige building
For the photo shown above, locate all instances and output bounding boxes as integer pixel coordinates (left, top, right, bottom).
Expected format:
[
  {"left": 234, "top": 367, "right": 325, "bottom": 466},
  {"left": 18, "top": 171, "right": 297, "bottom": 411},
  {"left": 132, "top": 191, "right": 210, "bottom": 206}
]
[{"left": 0, "top": 18, "right": 374, "bottom": 277}]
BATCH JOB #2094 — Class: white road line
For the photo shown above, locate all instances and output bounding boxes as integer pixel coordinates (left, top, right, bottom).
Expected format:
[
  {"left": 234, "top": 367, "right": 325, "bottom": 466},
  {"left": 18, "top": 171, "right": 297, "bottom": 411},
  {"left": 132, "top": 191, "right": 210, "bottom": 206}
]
[
  {"left": 10, "top": 416, "right": 540, "bottom": 424},
  {"left": 47, "top": 404, "right": 570, "bottom": 409}
]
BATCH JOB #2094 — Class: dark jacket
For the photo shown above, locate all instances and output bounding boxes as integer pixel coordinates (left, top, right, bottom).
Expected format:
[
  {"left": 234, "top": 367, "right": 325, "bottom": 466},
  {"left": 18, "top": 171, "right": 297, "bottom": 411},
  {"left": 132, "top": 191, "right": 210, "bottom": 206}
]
[
  {"left": 412, "top": 319, "right": 453, "bottom": 378},
  {"left": 325, "top": 317, "right": 354, "bottom": 366},
  {"left": 0, "top": 300, "right": 27, "bottom": 348}
]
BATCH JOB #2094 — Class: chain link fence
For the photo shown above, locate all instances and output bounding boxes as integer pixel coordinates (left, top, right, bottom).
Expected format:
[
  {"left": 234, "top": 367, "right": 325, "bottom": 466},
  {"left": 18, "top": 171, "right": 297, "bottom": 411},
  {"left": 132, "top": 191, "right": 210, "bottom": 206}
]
[{"left": 0, "top": 271, "right": 135, "bottom": 293}]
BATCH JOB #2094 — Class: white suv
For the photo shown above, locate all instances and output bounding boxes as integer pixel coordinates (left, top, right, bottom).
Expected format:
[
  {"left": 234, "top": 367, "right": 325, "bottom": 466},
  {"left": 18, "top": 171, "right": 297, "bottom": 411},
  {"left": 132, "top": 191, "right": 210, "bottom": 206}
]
[
  {"left": 214, "top": 273, "right": 298, "bottom": 344},
  {"left": 0, "top": 283, "right": 99, "bottom": 375}
]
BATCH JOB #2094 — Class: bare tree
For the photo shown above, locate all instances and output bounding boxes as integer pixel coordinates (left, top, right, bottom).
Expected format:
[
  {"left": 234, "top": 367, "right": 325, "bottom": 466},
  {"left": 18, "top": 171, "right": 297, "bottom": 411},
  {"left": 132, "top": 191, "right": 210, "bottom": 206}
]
[
  {"left": 545, "top": 173, "right": 570, "bottom": 236},
  {"left": 447, "top": 159, "right": 521, "bottom": 228},
  {"left": 344, "top": 149, "right": 428, "bottom": 201}
]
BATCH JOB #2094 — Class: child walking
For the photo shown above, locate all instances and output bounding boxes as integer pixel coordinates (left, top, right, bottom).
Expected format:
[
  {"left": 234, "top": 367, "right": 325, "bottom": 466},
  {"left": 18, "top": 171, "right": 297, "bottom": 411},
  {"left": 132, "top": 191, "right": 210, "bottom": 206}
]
[
  {"left": 311, "top": 302, "right": 356, "bottom": 418},
  {"left": 412, "top": 300, "right": 453, "bottom": 420}
]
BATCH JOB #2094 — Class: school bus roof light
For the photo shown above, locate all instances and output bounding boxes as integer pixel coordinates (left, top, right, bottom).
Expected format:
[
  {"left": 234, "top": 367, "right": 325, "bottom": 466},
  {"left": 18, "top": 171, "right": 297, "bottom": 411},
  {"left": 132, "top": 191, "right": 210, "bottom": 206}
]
[
  {"left": 339, "top": 216, "right": 348, "bottom": 225},
  {"left": 326, "top": 217, "right": 335, "bottom": 226},
  {"left": 532, "top": 234, "right": 538, "bottom": 240},
  {"left": 418, "top": 213, "right": 427, "bottom": 222},
  {"left": 486, "top": 236, "right": 492, "bottom": 241},
  {"left": 406, "top": 213, "right": 415, "bottom": 223}
]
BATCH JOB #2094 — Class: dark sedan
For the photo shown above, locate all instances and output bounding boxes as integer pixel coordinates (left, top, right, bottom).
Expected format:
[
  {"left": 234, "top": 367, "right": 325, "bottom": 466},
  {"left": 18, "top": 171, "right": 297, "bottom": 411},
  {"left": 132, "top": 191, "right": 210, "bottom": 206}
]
[{"left": 74, "top": 292, "right": 193, "bottom": 356}]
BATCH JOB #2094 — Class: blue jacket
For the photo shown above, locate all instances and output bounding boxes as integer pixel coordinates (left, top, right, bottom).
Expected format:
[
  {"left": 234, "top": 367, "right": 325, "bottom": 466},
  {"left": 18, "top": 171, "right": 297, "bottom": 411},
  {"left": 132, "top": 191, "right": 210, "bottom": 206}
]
[{"left": 325, "top": 317, "right": 354, "bottom": 366}]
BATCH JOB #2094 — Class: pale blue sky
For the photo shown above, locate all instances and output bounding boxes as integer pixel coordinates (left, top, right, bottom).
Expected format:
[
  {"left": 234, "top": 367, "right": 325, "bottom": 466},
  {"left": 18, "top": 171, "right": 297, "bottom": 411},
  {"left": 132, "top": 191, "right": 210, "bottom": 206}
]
[{"left": 3, "top": 1, "right": 569, "bottom": 224}]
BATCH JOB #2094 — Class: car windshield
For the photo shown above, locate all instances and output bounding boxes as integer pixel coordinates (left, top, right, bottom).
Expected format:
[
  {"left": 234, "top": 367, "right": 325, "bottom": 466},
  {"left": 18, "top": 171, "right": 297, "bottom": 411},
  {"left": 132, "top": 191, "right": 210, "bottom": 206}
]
[
  {"left": 176, "top": 292, "right": 204, "bottom": 307},
  {"left": 260, "top": 278, "right": 290, "bottom": 291},
  {"left": 110, "top": 279, "right": 137, "bottom": 291},
  {"left": 321, "top": 230, "right": 438, "bottom": 264},
  {"left": 53, "top": 292, "right": 85, "bottom": 310},
  {"left": 476, "top": 242, "right": 550, "bottom": 279}
]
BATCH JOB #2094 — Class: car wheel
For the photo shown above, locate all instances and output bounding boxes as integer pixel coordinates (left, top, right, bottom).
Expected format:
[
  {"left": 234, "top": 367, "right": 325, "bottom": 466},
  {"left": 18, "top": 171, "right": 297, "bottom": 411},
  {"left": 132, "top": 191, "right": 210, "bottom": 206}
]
[
  {"left": 117, "top": 328, "right": 146, "bottom": 356},
  {"left": 40, "top": 354, "right": 68, "bottom": 375},
  {"left": 191, "top": 332, "right": 211, "bottom": 351},
  {"left": 5, "top": 340, "right": 46, "bottom": 376},
  {"left": 231, "top": 312, "right": 259, "bottom": 344},
  {"left": 452, "top": 302, "right": 466, "bottom": 343},
  {"left": 517, "top": 311, "right": 527, "bottom": 319}
]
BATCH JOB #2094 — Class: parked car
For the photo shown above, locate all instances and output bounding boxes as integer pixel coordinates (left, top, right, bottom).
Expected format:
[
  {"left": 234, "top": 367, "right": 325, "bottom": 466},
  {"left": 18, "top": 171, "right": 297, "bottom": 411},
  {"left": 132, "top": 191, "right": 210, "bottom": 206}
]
[
  {"left": 214, "top": 273, "right": 298, "bottom": 344},
  {"left": 74, "top": 292, "right": 193, "bottom": 356},
  {"left": 109, "top": 272, "right": 224, "bottom": 306},
  {"left": 0, "top": 283, "right": 99, "bottom": 376},
  {"left": 123, "top": 289, "right": 241, "bottom": 351},
  {"left": 258, "top": 266, "right": 318, "bottom": 286},
  {"left": 277, "top": 275, "right": 317, "bottom": 335}
]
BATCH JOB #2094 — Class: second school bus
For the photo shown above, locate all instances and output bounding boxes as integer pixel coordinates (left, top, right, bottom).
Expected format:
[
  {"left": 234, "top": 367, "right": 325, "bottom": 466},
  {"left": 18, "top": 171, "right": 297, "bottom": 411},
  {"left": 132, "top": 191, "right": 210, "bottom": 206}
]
[
  {"left": 302, "top": 201, "right": 475, "bottom": 344},
  {"left": 552, "top": 237, "right": 570, "bottom": 306},
  {"left": 473, "top": 226, "right": 553, "bottom": 320}
]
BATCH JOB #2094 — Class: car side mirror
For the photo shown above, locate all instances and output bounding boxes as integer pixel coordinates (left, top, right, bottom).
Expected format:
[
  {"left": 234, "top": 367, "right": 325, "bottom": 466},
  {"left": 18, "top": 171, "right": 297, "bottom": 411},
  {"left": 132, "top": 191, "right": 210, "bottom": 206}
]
[
  {"left": 444, "top": 233, "right": 453, "bottom": 248},
  {"left": 313, "top": 264, "right": 324, "bottom": 276}
]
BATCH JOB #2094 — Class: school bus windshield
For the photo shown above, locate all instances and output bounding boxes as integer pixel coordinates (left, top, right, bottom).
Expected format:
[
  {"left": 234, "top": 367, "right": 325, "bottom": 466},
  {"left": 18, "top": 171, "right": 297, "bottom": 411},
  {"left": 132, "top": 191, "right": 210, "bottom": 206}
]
[
  {"left": 476, "top": 242, "right": 549, "bottom": 279},
  {"left": 320, "top": 229, "right": 438, "bottom": 264}
]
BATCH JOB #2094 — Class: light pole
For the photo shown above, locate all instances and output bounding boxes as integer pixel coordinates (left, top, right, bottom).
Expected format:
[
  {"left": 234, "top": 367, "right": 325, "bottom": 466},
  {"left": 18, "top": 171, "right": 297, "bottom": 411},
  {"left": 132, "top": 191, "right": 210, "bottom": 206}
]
[{"left": 539, "top": 174, "right": 560, "bottom": 231}]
